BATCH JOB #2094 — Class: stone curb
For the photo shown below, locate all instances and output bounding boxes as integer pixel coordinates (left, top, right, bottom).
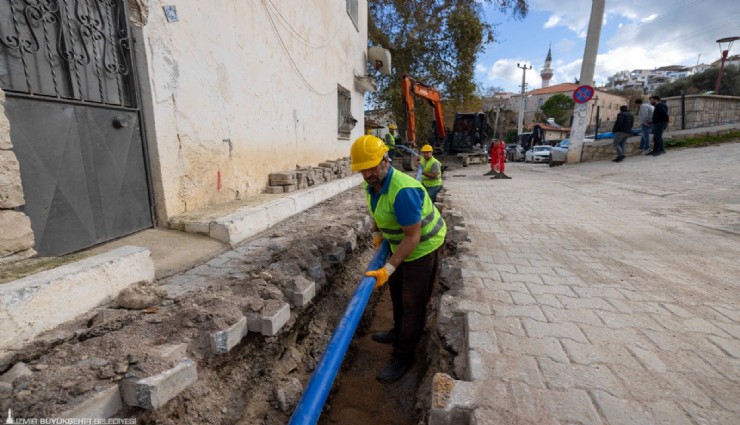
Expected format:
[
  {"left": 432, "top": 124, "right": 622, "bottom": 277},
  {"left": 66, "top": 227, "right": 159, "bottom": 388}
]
[
  {"left": 59, "top": 385, "right": 123, "bottom": 419},
  {"left": 210, "top": 316, "right": 248, "bottom": 355},
  {"left": 120, "top": 358, "right": 197, "bottom": 410},
  {"left": 209, "top": 174, "right": 362, "bottom": 246},
  {"left": 0, "top": 246, "right": 155, "bottom": 350}
]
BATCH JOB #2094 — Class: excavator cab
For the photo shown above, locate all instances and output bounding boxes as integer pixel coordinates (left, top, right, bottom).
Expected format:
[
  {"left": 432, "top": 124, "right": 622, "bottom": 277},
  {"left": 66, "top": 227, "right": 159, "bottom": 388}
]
[{"left": 445, "top": 113, "right": 494, "bottom": 154}]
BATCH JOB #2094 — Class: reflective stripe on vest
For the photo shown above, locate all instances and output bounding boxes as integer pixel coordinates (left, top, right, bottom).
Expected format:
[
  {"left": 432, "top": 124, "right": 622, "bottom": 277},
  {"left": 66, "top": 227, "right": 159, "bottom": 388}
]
[
  {"left": 421, "top": 157, "right": 442, "bottom": 188},
  {"left": 366, "top": 170, "right": 446, "bottom": 261}
]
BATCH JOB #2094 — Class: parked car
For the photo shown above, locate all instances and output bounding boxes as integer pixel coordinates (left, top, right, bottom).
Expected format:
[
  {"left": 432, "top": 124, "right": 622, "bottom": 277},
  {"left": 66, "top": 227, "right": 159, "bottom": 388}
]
[
  {"left": 549, "top": 139, "right": 570, "bottom": 166},
  {"left": 505, "top": 143, "right": 525, "bottom": 162},
  {"left": 525, "top": 145, "right": 553, "bottom": 163}
]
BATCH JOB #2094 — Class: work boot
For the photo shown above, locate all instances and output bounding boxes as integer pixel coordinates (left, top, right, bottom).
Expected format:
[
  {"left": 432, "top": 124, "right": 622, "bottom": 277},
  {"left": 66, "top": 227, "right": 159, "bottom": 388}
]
[
  {"left": 371, "top": 329, "right": 397, "bottom": 344},
  {"left": 483, "top": 169, "right": 498, "bottom": 176},
  {"left": 376, "top": 357, "right": 413, "bottom": 383}
]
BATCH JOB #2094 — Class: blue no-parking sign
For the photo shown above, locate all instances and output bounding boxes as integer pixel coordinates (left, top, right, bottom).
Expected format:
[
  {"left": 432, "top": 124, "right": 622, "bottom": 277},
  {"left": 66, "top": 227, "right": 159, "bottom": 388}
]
[{"left": 573, "top": 85, "right": 595, "bottom": 104}]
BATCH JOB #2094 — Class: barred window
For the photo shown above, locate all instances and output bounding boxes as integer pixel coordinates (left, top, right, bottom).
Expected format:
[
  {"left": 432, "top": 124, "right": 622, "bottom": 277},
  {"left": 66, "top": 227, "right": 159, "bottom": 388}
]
[
  {"left": 346, "top": 0, "right": 359, "bottom": 30},
  {"left": 338, "top": 85, "right": 357, "bottom": 139}
]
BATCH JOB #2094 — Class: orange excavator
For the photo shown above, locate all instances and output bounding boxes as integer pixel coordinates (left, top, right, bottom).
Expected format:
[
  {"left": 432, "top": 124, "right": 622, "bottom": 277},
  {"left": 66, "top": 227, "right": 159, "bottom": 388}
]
[
  {"left": 398, "top": 75, "right": 491, "bottom": 171},
  {"left": 401, "top": 75, "right": 447, "bottom": 149}
]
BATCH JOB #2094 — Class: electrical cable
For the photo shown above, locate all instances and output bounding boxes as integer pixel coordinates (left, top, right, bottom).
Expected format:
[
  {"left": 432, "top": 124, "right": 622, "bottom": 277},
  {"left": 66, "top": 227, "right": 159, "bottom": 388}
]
[{"left": 260, "top": 0, "right": 334, "bottom": 96}]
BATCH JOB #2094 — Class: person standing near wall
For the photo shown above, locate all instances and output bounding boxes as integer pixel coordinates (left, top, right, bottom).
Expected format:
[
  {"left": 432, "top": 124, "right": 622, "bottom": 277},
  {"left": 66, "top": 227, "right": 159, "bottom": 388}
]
[
  {"left": 349, "top": 135, "right": 446, "bottom": 383},
  {"left": 385, "top": 124, "right": 397, "bottom": 160},
  {"left": 419, "top": 144, "right": 443, "bottom": 203},
  {"left": 611, "top": 105, "right": 634, "bottom": 163},
  {"left": 635, "top": 98, "right": 654, "bottom": 153},
  {"left": 649, "top": 96, "right": 669, "bottom": 156}
]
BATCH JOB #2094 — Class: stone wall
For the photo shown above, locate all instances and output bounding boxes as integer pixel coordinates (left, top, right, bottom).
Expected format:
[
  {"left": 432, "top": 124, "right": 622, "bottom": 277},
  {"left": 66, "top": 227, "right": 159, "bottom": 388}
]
[
  {"left": 665, "top": 94, "right": 740, "bottom": 132},
  {"left": 0, "top": 90, "right": 35, "bottom": 262}
]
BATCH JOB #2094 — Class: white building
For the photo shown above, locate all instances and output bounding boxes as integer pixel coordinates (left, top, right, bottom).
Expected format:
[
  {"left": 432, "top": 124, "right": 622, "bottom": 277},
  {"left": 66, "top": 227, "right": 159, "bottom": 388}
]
[{"left": 0, "top": 1, "right": 371, "bottom": 258}]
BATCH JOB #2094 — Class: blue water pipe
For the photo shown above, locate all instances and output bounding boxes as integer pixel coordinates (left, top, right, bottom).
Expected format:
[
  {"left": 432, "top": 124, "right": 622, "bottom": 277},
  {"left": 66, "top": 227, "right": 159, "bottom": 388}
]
[{"left": 288, "top": 240, "right": 391, "bottom": 425}]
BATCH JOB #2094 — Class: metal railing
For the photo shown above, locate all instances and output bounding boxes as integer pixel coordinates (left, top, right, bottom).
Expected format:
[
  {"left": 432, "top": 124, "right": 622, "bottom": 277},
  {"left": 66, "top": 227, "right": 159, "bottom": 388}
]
[{"left": 288, "top": 240, "right": 390, "bottom": 425}]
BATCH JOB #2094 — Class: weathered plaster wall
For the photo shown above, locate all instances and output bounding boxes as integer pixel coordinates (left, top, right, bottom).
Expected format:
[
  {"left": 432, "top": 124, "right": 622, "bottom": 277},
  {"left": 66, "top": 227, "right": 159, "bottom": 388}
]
[
  {"left": 138, "top": 1, "right": 368, "bottom": 219},
  {"left": 0, "top": 90, "right": 35, "bottom": 262}
]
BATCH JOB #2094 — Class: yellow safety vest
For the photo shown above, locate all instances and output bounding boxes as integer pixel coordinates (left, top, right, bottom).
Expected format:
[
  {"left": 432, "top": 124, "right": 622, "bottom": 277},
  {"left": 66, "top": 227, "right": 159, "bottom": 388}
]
[
  {"left": 365, "top": 170, "right": 446, "bottom": 261},
  {"left": 420, "top": 157, "right": 443, "bottom": 188},
  {"left": 385, "top": 133, "right": 396, "bottom": 150}
]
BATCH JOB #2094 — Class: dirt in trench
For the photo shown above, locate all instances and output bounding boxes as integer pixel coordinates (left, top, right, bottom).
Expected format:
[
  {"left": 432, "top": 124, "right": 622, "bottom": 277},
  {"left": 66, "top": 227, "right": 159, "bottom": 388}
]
[
  {"left": 320, "top": 293, "right": 419, "bottom": 425},
  {"left": 1, "top": 188, "right": 465, "bottom": 424}
]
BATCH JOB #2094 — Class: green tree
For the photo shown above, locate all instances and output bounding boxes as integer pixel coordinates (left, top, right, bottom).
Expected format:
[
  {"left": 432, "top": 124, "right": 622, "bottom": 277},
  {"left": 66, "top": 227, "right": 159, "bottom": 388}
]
[
  {"left": 367, "top": 1, "right": 529, "bottom": 142},
  {"left": 539, "top": 93, "right": 575, "bottom": 126}
]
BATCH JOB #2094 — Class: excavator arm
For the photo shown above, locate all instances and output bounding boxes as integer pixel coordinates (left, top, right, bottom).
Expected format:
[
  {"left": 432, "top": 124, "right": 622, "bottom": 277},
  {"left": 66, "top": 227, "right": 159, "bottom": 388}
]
[{"left": 401, "top": 75, "right": 446, "bottom": 147}]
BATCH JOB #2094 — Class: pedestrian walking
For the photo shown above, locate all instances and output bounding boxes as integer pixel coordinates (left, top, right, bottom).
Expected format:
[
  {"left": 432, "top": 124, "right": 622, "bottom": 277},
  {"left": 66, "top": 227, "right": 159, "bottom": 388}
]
[
  {"left": 611, "top": 105, "right": 634, "bottom": 162},
  {"left": 419, "top": 144, "right": 443, "bottom": 203},
  {"left": 649, "top": 96, "right": 669, "bottom": 156},
  {"left": 349, "top": 135, "right": 446, "bottom": 383},
  {"left": 635, "top": 98, "right": 654, "bottom": 152}
]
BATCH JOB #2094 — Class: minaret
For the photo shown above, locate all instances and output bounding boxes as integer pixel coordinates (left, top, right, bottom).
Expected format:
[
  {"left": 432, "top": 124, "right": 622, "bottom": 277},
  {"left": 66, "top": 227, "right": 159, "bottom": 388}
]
[{"left": 541, "top": 45, "right": 553, "bottom": 88}]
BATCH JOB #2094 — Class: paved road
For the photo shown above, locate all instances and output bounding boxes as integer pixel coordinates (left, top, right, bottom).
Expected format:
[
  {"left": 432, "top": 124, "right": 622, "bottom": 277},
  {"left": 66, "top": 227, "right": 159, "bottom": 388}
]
[{"left": 440, "top": 143, "right": 740, "bottom": 424}]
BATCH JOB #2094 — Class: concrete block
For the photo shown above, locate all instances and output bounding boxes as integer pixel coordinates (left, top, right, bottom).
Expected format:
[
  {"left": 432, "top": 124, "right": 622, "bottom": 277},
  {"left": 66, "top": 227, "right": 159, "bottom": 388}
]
[
  {"left": 59, "top": 385, "right": 122, "bottom": 419},
  {"left": 150, "top": 343, "right": 189, "bottom": 362},
  {"left": 0, "top": 246, "right": 154, "bottom": 350},
  {"left": 288, "top": 276, "right": 316, "bottom": 307},
  {"left": 428, "top": 374, "right": 476, "bottom": 425},
  {"left": 209, "top": 207, "right": 269, "bottom": 245},
  {"left": 264, "top": 186, "right": 284, "bottom": 194},
  {"left": 324, "top": 246, "right": 346, "bottom": 264},
  {"left": 210, "top": 316, "right": 248, "bottom": 354},
  {"left": 247, "top": 301, "right": 290, "bottom": 336},
  {"left": 120, "top": 358, "right": 197, "bottom": 410}
]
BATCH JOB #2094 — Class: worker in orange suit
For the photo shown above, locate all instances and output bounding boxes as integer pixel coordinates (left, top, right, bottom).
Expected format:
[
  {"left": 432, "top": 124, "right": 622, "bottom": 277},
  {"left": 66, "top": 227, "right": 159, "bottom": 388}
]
[{"left": 485, "top": 139, "right": 511, "bottom": 179}]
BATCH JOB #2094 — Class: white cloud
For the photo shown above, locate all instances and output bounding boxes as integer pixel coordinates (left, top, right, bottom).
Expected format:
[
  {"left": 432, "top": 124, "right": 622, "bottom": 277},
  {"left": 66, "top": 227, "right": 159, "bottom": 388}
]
[{"left": 477, "top": 0, "right": 739, "bottom": 92}]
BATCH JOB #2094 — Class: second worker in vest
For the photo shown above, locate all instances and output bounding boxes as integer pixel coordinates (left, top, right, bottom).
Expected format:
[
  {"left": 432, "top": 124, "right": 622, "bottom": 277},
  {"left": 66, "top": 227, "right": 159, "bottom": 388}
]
[
  {"left": 384, "top": 123, "right": 397, "bottom": 160},
  {"left": 419, "top": 144, "right": 443, "bottom": 203},
  {"left": 350, "top": 135, "right": 447, "bottom": 383}
]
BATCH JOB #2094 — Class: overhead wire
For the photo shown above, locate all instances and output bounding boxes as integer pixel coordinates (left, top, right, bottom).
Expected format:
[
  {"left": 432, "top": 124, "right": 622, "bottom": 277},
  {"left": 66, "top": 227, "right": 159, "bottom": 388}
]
[
  {"left": 264, "top": 0, "right": 337, "bottom": 49},
  {"left": 260, "top": 0, "right": 335, "bottom": 96}
]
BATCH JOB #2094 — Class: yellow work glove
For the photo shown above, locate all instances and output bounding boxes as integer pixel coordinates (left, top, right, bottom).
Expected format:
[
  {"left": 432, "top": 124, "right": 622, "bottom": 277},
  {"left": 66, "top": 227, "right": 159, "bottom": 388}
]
[
  {"left": 365, "top": 263, "right": 396, "bottom": 289},
  {"left": 372, "top": 231, "right": 384, "bottom": 249}
]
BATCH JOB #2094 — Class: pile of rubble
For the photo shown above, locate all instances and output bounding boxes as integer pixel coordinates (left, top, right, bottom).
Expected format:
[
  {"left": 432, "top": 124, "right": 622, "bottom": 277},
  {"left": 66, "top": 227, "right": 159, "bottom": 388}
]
[{"left": 265, "top": 158, "right": 351, "bottom": 194}]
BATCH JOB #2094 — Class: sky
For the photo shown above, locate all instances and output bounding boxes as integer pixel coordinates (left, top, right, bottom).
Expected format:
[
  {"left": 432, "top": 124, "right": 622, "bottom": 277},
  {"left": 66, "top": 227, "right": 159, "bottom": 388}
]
[{"left": 476, "top": 0, "right": 740, "bottom": 93}]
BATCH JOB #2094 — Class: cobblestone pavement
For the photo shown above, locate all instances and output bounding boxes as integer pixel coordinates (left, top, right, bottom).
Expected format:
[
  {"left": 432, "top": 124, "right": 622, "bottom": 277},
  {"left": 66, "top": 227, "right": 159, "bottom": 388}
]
[{"left": 442, "top": 143, "right": 740, "bottom": 425}]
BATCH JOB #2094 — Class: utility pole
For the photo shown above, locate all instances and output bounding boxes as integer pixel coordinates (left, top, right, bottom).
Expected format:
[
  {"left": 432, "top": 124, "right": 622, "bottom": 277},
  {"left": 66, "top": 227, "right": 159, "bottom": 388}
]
[
  {"left": 516, "top": 63, "right": 532, "bottom": 135},
  {"left": 567, "top": 0, "right": 605, "bottom": 164}
]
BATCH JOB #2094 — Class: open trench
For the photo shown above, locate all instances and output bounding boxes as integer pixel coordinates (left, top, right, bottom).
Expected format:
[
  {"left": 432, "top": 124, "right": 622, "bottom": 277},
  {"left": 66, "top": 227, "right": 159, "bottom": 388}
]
[{"left": 1, "top": 188, "right": 466, "bottom": 425}]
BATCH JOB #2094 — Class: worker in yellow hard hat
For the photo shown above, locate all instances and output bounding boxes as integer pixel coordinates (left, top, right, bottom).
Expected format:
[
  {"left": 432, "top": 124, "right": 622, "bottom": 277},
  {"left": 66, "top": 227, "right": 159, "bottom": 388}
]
[
  {"left": 384, "top": 123, "right": 397, "bottom": 159},
  {"left": 419, "top": 144, "right": 443, "bottom": 203},
  {"left": 349, "top": 135, "right": 446, "bottom": 383}
]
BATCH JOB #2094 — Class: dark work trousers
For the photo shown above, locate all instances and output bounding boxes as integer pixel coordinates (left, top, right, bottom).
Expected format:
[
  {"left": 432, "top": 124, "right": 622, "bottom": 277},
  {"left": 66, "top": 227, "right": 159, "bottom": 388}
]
[
  {"left": 653, "top": 122, "right": 668, "bottom": 153},
  {"left": 387, "top": 245, "right": 443, "bottom": 363}
]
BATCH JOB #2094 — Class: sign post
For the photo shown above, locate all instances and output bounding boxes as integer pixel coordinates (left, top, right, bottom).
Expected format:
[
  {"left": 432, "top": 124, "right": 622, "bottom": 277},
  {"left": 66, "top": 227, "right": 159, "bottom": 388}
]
[{"left": 567, "top": 85, "right": 596, "bottom": 164}]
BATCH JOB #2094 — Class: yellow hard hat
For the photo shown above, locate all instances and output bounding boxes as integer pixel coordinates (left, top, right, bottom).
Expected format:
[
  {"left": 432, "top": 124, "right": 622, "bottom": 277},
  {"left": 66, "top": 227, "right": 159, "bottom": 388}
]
[
  {"left": 350, "top": 135, "right": 389, "bottom": 172},
  {"left": 388, "top": 123, "right": 397, "bottom": 130},
  {"left": 420, "top": 144, "right": 433, "bottom": 152}
]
